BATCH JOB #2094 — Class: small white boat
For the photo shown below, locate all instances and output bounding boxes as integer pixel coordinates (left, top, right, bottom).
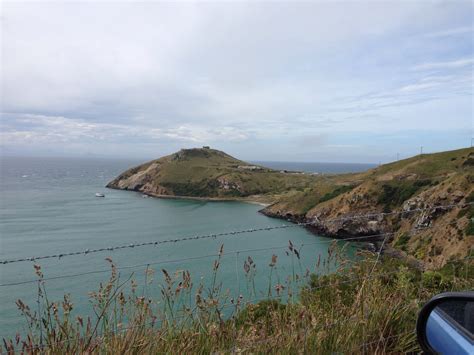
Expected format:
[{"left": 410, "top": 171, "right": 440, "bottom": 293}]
[{"left": 95, "top": 193, "right": 105, "bottom": 197}]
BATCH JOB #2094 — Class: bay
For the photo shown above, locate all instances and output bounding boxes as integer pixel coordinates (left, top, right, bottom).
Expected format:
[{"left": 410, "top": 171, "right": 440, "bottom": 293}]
[{"left": 0, "top": 157, "right": 361, "bottom": 338}]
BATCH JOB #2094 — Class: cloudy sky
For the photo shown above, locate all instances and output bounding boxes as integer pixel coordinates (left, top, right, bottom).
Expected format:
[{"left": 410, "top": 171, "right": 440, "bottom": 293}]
[{"left": 1, "top": 0, "right": 473, "bottom": 163}]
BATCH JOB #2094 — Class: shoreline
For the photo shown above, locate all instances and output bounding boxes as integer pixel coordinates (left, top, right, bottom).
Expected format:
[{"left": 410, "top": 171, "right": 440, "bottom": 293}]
[
  {"left": 107, "top": 187, "right": 423, "bottom": 268},
  {"left": 106, "top": 187, "right": 272, "bottom": 207},
  {"left": 261, "top": 208, "right": 426, "bottom": 269},
  {"left": 108, "top": 187, "right": 383, "bottom": 244}
]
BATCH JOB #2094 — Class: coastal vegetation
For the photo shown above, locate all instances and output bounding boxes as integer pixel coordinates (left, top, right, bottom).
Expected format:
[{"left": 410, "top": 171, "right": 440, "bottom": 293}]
[{"left": 2, "top": 246, "right": 473, "bottom": 354}]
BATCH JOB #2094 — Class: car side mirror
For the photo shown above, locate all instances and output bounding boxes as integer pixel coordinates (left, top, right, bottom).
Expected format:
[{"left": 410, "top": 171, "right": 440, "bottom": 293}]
[{"left": 417, "top": 291, "right": 474, "bottom": 354}]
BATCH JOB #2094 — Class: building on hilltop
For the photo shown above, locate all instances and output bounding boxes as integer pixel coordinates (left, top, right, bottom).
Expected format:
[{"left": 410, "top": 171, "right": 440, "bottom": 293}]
[{"left": 238, "top": 165, "right": 263, "bottom": 171}]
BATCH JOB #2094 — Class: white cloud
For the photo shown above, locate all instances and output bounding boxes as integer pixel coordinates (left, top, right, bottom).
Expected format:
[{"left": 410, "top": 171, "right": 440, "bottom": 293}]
[
  {"left": 412, "top": 58, "right": 474, "bottom": 71},
  {"left": 399, "top": 82, "right": 440, "bottom": 92},
  {"left": 0, "top": 113, "right": 251, "bottom": 146},
  {"left": 422, "top": 26, "right": 473, "bottom": 38}
]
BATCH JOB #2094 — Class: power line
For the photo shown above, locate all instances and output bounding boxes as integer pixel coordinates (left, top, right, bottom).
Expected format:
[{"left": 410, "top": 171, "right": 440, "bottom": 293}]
[{"left": 1, "top": 201, "right": 470, "bottom": 265}]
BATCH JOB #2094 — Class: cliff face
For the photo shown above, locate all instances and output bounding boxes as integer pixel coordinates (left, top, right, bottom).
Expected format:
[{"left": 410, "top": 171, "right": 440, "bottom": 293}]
[
  {"left": 107, "top": 147, "right": 317, "bottom": 200},
  {"left": 262, "top": 148, "right": 474, "bottom": 269}
]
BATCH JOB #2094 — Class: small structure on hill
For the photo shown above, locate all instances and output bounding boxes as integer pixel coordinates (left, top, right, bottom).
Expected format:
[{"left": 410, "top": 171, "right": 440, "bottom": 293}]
[{"left": 238, "top": 165, "right": 263, "bottom": 171}]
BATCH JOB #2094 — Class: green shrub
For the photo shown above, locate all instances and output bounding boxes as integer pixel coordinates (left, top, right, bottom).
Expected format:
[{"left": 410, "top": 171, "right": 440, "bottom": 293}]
[
  {"left": 235, "top": 299, "right": 286, "bottom": 327},
  {"left": 422, "top": 271, "right": 452, "bottom": 291},
  {"left": 457, "top": 199, "right": 474, "bottom": 235},
  {"left": 319, "top": 185, "right": 354, "bottom": 203},
  {"left": 377, "top": 182, "right": 421, "bottom": 208},
  {"left": 438, "top": 259, "right": 474, "bottom": 279},
  {"left": 302, "top": 273, "right": 358, "bottom": 307},
  {"left": 466, "top": 219, "right": 474, "bottom": 236},
  {"left": 466, "top": 191, "right": 474, "bottom": 203},
  {"left": 413, "top": 179, "right": 432, "bottom": 188},
  {"left": 394, "top": 233, "right": 411, "bottom": 251}
]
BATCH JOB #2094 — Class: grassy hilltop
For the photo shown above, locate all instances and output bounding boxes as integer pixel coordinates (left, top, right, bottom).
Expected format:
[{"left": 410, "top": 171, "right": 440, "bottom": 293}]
[{"left": 107, "top": 147, "right": 318, "bottom": 202}]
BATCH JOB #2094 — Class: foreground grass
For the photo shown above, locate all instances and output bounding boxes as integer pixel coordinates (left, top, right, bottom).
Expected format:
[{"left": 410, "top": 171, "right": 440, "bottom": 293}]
[{"left": 3, "top": 246, "right": 473, "bottom": 354}]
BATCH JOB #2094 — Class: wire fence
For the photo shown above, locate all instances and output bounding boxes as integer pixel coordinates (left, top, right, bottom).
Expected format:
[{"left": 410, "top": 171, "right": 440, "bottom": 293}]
[
  {"left": 0, "top": 217, "right": 467, "bottom": 288},
  {"left": 1, "top": 201, "right": 470, "bottom": 265},
  {"left": 0, "top": 232, "right": 391, "bottom": 287},
  {"left": 1, "top": 200, "right": 472, "bottom": 353}
]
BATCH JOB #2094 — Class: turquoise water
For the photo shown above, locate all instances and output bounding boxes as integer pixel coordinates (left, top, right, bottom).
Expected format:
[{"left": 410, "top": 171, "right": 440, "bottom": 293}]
[{"left": 0, "top": 157, "right": 359, "bottom": 338}]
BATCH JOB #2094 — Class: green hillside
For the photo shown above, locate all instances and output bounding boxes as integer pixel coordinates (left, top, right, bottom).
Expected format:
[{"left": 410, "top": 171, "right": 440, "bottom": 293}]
[
  {"left": 107, "top": 147, "right": 318, "bottom": 200},
  {"left": 263, "top": 147, "right": 474, "bottom": 268}
]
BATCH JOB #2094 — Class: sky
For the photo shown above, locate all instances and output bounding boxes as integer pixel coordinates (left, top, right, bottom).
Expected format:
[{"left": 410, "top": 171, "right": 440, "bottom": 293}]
[{"left": 1, "top": 0, "right": 473, "bottom": 163}]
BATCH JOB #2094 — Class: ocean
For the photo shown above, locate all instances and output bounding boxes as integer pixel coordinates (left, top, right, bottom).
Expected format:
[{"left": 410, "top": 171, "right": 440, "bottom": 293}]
[{"left": 0, "top": 157, "right": 365, "bottom": 338}]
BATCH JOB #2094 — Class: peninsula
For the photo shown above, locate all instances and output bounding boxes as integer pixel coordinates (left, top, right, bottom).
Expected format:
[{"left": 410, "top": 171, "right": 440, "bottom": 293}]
[
  {"left": 106, "top": 147, "right": 318, "bottom": 204},
  {"left": 107, "top": 147, "right": 474, "bottom": 269}
]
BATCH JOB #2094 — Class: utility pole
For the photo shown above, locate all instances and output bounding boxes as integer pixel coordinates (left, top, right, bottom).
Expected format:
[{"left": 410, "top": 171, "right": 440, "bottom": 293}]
[
  {"left": 397, "top": 152, "right": 399, "bottom": 161},
  {"left": 471, "top": 138, "right": 473, "bottom": 147},
  {"left": 420, "top": 146, "right": 423, "bottom": 155}
]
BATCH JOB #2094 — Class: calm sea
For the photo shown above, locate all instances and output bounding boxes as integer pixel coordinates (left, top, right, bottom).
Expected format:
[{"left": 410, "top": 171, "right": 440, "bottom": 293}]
[{"left": 0, "top": 157, "right": 364, "bottom": 338}]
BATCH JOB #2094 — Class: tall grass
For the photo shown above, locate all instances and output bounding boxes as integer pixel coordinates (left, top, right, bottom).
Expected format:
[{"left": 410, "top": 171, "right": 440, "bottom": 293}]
[{"left": 2, "top": 244, "right": 473, "bottom": 354}]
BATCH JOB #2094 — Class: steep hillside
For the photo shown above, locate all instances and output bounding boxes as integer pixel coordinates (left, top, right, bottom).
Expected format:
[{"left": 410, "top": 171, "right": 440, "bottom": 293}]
[
  {"left": 263, "top": 148, "right": 474, "bottom": 269},
  {"left": 107, "top": 147, "right": 318, "bottom": 201}
]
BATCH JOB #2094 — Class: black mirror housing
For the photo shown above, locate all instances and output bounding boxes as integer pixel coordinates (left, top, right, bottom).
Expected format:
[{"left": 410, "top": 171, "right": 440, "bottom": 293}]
[{"left": 417, "top": 291, "right": 474, "bottom": 354}]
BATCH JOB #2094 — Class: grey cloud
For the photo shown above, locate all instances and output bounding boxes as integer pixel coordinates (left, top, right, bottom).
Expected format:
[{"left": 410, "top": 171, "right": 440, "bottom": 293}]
[
  {"left": 1, "top": 1, "right": 472, "bottom": 160},
  {"left": 295, "top": 134, "right": 329, "bottom": 147}
]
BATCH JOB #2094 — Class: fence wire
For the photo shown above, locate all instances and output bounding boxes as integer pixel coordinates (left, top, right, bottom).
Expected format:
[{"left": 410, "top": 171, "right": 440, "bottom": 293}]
[{"left": 1, "top": 201, "right": 470, "bottom": 265}]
